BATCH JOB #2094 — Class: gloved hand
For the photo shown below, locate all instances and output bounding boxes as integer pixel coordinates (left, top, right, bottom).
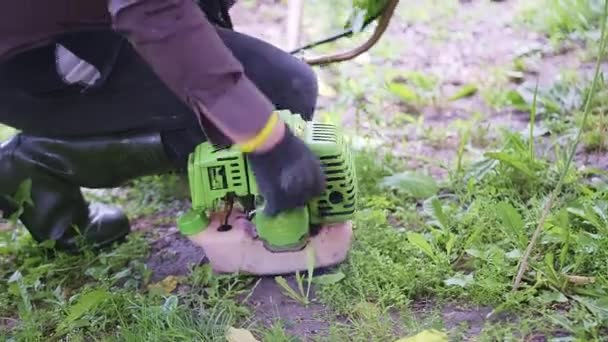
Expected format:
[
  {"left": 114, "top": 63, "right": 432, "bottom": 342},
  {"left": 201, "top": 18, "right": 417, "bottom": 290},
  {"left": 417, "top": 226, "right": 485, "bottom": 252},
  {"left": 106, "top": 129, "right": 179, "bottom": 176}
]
[{"left": 246, "top": 126, "right": 326, "bottom": 216}]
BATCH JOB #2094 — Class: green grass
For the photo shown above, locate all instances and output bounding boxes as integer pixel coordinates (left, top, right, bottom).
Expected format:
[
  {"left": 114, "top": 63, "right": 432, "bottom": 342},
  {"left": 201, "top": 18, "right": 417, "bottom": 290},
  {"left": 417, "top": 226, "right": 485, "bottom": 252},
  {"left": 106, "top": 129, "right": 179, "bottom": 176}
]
[
  {"left": 495, "top": 68, "right": 608, "bottom": 154},
  {"left": 5, "top": 134, "right": 608, "bottom": 340},
  {"left": 518, "top": 0, "right": 605, "bottom": 45},
  {"left": 0, "top": 228, "right": 254, "bottom": 341},
  {"left": 311, "top": 134, "right": 608, "bottom": 341},
  {"left": 310, "top": 2, "right": 608, "bottom": 339}
]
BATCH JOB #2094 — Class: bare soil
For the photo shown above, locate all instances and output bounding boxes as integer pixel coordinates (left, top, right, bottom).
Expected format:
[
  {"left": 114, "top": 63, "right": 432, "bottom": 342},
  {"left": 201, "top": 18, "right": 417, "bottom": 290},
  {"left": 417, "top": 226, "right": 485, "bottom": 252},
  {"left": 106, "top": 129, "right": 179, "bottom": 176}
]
[
  {"left": 145, "top": 228, "right": 206, "bottom": 283},
  {"left": 245, "top": 277, "right": 336, "bottom": 339}
]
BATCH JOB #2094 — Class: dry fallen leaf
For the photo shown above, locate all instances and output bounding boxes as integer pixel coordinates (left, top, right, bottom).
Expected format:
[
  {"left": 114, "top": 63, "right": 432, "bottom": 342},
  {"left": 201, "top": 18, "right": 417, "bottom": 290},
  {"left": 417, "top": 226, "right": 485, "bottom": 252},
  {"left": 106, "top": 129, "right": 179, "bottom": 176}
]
[
  {"left": 147, "top": 275, "right": 179, "bottom": 295},
  {"left": 394, "top": 329, "right": 449, "bottom": 342},
  {"left": 225, "top": 327, "right": 260, "bottom": 342},
  {"left": 565, "top": 275, "right": 596, "bottom": 286}
]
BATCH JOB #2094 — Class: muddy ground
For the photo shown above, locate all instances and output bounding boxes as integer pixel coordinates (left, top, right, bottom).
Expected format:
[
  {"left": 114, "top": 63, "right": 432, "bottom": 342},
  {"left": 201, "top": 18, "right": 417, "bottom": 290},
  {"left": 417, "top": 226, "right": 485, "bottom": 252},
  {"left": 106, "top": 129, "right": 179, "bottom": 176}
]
[{"left": 128, "top": 0, "right": 598, "bottom": 339}]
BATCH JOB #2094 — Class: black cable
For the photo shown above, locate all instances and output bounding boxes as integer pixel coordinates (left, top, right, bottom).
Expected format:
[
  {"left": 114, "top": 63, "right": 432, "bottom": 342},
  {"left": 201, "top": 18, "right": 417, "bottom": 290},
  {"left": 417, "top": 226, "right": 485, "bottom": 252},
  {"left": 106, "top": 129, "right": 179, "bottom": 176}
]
[
  {"left": 219, "top": 196, "right": 234, "bottom": 232},
  {"left": 288, "top": 5, "right": 387, "bottom": 55},
  {"left": 290, "top": 29, "right": 356, "bottom": 54}
]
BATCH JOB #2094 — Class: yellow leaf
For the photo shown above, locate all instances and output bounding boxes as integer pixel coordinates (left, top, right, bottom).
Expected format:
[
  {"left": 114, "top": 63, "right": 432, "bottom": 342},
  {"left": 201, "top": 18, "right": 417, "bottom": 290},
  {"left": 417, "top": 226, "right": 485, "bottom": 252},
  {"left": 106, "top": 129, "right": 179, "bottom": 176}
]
[
  {"left": 161, "top": 276, "right": 179, "bottom": 293},
  {"left": 565, "top": 275, "right": 596, "bottom": 285},
  {"left": 147, "top": 275, "right": 179, "bottom": 295},
  {"left": 225, "top": 327, "right": 260, "bottom": 342},
  {"left": 395, "top": 329, "right": 449, "bottom": 342}
]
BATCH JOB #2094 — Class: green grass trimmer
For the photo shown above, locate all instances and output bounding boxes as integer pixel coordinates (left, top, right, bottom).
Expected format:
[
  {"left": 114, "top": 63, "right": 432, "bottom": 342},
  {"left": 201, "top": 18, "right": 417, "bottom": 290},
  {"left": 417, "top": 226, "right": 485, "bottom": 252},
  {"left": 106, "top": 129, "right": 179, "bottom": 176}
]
[{"left": 176, "top": 110, "right": 358, "bottom": 275}]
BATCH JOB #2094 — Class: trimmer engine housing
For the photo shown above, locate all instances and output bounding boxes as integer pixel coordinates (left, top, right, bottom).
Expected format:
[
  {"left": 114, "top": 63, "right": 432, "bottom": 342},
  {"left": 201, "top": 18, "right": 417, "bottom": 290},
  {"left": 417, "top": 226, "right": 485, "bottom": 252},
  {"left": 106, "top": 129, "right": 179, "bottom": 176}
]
[{"left": 178, "top": 110, "right": 357, "bottom": 251}]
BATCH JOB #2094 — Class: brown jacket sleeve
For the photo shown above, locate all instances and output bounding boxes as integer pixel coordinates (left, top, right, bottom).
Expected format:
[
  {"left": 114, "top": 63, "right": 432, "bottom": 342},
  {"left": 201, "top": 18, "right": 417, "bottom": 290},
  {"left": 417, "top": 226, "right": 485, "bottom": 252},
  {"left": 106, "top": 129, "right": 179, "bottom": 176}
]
[{"left": 108, "top": 0, "right": 275, "bottom": 144}]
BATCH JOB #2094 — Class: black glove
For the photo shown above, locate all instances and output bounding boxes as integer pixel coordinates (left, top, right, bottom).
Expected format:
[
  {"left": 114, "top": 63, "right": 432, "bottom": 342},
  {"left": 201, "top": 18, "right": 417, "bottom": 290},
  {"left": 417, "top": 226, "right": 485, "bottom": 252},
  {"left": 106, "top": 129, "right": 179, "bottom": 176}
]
[{"left": 246, "top": 127, "right": 326, "bottom": 216}]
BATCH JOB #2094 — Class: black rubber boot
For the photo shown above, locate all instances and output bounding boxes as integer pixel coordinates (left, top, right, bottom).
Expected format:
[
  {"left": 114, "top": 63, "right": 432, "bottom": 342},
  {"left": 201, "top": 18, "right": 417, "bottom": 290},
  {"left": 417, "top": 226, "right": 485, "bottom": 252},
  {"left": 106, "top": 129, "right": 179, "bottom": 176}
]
[{"left": 0, "top": 131, "right": 174, "bottom": 252}]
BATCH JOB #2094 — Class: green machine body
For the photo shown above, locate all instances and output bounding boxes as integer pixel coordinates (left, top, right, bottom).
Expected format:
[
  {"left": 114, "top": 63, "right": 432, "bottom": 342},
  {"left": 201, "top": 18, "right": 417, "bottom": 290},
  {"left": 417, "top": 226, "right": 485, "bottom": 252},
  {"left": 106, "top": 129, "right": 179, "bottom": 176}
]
[{"left": 177, "top": 110, "right": 358, "bottom": 252}]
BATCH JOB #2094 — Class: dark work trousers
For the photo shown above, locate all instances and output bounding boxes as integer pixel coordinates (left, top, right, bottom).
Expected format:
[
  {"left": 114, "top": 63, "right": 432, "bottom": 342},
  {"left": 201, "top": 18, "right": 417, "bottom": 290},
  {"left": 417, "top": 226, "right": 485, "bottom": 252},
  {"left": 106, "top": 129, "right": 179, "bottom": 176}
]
[{"left": 0, "top": 27, "right": 319, "bottom": 170}]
